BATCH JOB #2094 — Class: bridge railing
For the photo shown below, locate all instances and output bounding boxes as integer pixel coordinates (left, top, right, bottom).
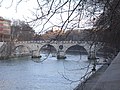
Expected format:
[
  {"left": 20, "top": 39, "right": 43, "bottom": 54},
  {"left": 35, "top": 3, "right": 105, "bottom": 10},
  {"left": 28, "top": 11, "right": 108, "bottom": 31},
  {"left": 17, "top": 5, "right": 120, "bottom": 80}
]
[{"left": 14, "top": 40, "right": 87, "bottom": 44}]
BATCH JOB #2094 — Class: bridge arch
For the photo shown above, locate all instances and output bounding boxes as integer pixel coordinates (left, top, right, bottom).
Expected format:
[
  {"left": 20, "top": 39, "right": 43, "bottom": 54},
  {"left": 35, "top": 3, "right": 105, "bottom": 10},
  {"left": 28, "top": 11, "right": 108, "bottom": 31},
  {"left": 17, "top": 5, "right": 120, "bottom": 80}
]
[
  {"left": 39, "top": 44, "right": 57, "bottom": 55},
  {"left": 96, "top": 46, "right": 117, "bottom": 58},
  {"left": 65, "top": 44, "right": 88, "bottom": 55},
  {"left": 13, "top": 45, "right": 32, "bottom": 56}
]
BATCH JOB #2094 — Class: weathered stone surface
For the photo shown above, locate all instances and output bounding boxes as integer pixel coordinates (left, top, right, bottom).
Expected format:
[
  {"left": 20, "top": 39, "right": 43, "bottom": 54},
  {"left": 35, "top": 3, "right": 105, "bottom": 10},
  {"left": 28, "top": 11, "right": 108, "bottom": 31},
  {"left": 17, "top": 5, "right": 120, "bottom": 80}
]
[{"left": 92, "top": 52, "right": 120, "bottom": 90}]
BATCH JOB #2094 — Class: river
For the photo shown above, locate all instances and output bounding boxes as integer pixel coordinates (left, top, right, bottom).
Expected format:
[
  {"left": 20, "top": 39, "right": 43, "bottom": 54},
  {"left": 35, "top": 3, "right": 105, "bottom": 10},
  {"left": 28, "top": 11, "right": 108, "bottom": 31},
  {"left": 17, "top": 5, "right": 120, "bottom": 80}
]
[{"left": 0, "top": 53, "right": 103, "bottom": 90}]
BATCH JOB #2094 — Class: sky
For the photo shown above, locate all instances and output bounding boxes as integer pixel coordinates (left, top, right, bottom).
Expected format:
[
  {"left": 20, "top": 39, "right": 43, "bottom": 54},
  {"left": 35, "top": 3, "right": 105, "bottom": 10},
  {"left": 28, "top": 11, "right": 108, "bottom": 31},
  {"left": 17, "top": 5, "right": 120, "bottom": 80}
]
[
  {"left": 0, "top": 0, "right": 42, "bottom": 32},
  {"left": 0, "top": 0, "right": 96, "bottom": 33},
  {"left": 0, "top": 0, "right": 37, "bottom": 20}
]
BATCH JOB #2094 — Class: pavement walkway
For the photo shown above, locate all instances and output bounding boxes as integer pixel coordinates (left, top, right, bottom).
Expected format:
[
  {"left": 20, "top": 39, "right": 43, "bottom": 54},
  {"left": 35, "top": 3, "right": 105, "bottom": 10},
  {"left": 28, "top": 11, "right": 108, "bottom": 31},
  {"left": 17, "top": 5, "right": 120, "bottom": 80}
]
[{"left": 75, "top": 52, "right": 120, "bottom": 90}]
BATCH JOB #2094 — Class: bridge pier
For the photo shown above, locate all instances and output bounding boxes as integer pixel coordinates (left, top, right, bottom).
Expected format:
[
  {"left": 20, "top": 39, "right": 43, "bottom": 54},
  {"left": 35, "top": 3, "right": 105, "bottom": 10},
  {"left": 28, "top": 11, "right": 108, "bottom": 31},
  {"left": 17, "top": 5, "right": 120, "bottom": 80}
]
[
  {"left": 57, "top": 50, "right": 66, "bottom": 59},
  {"left": 88, "top": 51, "right": 97, "bottom": 60},
  {"left": 31, "top": 50, "right": 41, "bottom": 58}
]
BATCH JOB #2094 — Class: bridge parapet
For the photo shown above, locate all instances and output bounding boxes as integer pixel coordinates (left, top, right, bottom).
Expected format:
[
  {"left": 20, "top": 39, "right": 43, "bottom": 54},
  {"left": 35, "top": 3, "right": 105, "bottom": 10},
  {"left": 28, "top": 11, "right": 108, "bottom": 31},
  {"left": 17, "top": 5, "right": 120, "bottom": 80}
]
[{"left": 15, "top": 40, "right": 87, "bottom": 45}]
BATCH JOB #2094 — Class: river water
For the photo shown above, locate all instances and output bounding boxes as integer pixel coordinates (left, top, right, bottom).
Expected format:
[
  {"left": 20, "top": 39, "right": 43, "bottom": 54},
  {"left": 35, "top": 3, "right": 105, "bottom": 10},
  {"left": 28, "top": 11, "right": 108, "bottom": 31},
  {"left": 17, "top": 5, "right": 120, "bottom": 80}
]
[{"left": 0, "top": 53, "right": 103, "bottom": 90}]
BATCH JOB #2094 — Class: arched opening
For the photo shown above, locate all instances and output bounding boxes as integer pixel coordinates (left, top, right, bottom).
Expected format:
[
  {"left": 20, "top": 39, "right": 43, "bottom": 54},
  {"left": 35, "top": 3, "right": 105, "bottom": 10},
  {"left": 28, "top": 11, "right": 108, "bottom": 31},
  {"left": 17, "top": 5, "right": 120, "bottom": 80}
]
[
  {"left": 66, "top": 45, "right": 88, "bottom": 55},
  {"left": 13, "top": 45, "right": 31, "bottom": 57},
  {"left": 65, "top": 45, "right": 88, "bottom": 61},
  {"left": 40, "top": 44, "right": 57, "bottom": 58},
  {"left": 96, "top": 46, "right": 116, "bottom": 60}
]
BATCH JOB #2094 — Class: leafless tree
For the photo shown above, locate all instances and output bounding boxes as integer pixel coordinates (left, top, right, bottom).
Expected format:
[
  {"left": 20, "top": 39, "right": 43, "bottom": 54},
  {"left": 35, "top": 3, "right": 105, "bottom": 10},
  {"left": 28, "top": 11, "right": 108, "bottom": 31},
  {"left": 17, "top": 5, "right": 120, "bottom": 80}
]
[
  {"left": 0, "top": 0, "right": 119, "bottom": 55},
  {"left": 1, "top": 1, "right": 119, "bottom": 87},
  {"left": 0, "top": 0, "right": 102, "bottom": 32}
]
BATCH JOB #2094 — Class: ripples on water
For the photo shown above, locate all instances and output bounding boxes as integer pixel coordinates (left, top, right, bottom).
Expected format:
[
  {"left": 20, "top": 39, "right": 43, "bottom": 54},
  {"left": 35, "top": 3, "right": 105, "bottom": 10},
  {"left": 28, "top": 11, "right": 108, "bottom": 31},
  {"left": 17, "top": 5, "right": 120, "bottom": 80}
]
[{"left": 0, "top": 54, "right": 102, "bottom": 90}]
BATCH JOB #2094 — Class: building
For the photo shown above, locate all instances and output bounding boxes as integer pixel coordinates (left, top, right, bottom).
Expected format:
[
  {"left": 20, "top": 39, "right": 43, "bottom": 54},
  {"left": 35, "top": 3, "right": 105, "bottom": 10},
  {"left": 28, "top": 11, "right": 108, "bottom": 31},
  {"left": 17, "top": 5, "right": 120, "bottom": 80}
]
[
  {"left": 0, "top": 17, "right": 11, "bottom": 41},
  {"left": 41, "top": 27, "right": 65, "bottom": 40}
]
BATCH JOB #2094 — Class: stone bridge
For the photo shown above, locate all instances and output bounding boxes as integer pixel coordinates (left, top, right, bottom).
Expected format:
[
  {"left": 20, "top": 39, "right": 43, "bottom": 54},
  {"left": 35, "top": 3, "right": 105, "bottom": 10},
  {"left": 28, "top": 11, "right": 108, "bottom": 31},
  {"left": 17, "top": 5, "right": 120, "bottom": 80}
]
[{"left": 13, "top": 40, "right": 103, "bottom": 59}]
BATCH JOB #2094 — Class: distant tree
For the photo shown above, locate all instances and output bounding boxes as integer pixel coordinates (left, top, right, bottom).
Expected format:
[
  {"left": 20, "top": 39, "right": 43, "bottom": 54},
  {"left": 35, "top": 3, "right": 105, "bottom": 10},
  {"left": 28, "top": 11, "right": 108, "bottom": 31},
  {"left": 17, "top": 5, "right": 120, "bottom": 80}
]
[
  {"left": 33, "top": 34, "right": 44, "bottom": 41},
  {"left": 11, "top": 20, "right": 35, "bottom": 41}
]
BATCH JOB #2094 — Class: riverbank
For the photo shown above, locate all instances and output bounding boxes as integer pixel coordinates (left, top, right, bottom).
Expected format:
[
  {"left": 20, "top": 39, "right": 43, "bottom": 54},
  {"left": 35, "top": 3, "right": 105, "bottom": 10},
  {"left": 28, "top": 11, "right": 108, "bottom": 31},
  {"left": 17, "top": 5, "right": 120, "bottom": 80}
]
[
  {"left": 74, "top": 64, "right": 109, "bottom": 90},
  {"left": 0, "top": 54, "right": 31, "bottom": 60},
  {"left": 74, "top": 52, "right": 120, "bottom": 90}
]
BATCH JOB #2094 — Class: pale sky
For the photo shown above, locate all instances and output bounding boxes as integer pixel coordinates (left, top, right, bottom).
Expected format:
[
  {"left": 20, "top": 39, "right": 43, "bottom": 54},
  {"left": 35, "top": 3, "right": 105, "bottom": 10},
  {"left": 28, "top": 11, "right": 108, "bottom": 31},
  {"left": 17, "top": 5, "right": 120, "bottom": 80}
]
[
  {"left": 0, "top": 0, "right": 95, "bottom": 33},
  {"left": 0, "top": 0, "right": 37, "bottom": 20},
  {"left": 0, "top": 0, "right": 42, "bottom": 32}
]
